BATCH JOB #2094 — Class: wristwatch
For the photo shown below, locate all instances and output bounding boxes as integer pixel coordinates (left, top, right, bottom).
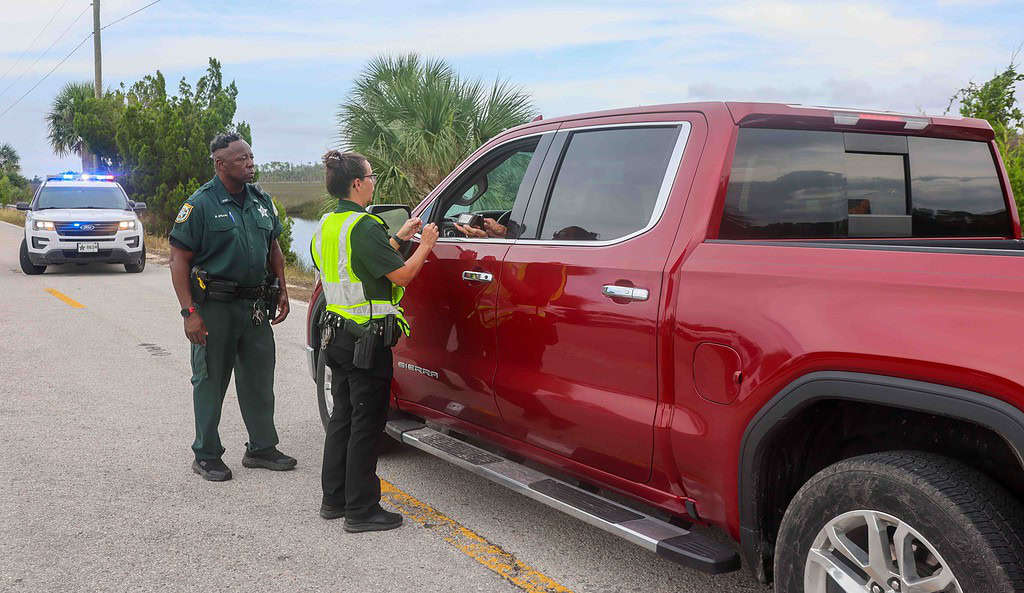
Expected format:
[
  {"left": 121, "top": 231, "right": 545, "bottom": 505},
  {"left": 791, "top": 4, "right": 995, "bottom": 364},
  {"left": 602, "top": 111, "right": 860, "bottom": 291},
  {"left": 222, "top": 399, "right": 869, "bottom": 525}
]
[
  {"left": 392, "top": 234, "right": 412, "bottom": 249},
  {"left": 180, "top": 304, "right": 198, "bottom": 318}
]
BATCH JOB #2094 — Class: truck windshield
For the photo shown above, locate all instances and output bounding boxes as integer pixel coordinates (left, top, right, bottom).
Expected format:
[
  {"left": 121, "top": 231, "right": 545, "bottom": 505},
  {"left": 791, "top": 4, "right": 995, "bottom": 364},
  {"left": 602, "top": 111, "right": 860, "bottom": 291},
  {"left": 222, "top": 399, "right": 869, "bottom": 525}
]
[
  {"left": 36, "top": 186, "right": 129, "bottom": 210},
  {"left": 720, "top": 129, "right": 1011, "bottom": 239}
]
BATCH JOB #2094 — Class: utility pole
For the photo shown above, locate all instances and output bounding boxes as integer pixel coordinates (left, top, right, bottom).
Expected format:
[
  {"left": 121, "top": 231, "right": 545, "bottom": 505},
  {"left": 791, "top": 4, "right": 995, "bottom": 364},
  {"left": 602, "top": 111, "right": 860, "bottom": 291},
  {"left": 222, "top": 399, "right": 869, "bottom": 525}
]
[
  {"left": 92, "top": 0, "right": 101, "bottom": 99},
  {"left": 90, "top": 0, "right": 101, "bottom": 171}
]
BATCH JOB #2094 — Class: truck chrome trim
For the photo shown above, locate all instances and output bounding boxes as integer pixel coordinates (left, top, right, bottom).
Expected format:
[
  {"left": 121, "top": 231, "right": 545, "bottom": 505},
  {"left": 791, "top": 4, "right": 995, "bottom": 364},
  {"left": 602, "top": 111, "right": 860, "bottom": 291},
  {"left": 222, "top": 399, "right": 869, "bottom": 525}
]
[
  {"left": 461, "top": 270, "right": 493, "bottom": 283},
  {"left": 512, "top": 121, "right": 692, "bottom": 247},
  {"left": 602, "top": 285, "right": 649, "bottom": 301},
  {"left": 385, "top": 421, "right": 740, "bottom": 574}
]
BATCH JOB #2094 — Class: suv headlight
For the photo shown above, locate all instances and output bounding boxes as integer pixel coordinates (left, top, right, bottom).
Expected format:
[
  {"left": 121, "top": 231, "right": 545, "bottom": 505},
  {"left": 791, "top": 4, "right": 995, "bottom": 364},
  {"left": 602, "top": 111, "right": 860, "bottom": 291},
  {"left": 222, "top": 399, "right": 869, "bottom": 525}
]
[
  {"left": 119, "top": 220, "right": 136, "bottom": 230},
  {"left": 33, "top": 221, "right": 55, "bottom": 231}
]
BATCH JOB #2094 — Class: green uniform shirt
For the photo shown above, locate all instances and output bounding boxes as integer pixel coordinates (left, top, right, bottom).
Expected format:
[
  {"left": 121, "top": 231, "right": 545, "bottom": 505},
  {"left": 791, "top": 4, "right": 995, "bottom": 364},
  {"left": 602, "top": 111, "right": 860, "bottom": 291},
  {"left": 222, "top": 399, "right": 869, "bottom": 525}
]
[
  {"left": 334, "top": 199, "right": 405, "bottom": 301},
  {"left": 170, "top": 176, "right": 283, "bottom": 287}
]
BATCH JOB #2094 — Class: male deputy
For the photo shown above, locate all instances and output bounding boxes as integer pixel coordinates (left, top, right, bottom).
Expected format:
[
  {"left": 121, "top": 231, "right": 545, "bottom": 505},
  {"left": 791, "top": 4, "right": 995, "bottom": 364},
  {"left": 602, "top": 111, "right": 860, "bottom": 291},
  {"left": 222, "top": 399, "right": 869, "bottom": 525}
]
[
  {"left": 169, "top": 132, "right": 296, "bottom": 482},
  {"left": 313, "top": 150, "right": 438, "bottom": 532}
]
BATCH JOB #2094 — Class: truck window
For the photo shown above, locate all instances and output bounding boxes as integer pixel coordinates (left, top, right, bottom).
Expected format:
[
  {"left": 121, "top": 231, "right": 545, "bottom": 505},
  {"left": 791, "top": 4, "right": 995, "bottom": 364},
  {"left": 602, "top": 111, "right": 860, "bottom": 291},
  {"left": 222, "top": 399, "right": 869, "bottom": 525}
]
[
  {"left": 719, "top": 128, "right": 1011, "bottom": 239},
  {"left": 438, "top": 142, "right": 539, "bottom": 239},
  {"left": 539, "top": 126, "right": 680, "bottom": 242}
]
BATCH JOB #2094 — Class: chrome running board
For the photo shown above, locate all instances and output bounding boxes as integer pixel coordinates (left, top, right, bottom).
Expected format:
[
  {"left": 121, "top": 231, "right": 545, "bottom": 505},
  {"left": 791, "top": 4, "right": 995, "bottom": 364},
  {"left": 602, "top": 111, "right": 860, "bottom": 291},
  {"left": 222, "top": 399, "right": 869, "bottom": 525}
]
[{"left": 385, "top": 419, "right": 740, "bottom": 574}]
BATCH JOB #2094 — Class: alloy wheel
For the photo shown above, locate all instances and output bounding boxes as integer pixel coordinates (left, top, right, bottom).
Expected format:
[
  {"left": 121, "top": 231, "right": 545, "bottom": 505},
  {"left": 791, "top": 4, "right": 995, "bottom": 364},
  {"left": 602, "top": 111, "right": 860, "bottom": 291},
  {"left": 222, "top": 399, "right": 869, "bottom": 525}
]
[{"left": 805, "top": 509, "right": 962, "bottom": 593}]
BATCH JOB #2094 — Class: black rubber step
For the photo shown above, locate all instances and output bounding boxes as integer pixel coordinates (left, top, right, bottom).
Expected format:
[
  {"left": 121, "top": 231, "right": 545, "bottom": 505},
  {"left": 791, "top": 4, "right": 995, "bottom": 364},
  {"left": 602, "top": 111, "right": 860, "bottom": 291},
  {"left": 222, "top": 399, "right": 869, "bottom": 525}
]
[{"left": 529, "top": 479, "right": 642, "bottom": 523}]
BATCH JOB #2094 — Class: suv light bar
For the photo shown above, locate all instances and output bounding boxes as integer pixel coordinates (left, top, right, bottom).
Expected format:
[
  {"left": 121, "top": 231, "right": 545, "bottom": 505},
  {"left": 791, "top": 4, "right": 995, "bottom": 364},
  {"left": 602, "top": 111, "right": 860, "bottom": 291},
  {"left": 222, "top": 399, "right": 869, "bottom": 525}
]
[{"left": 46, "top": 173, "right": 117, "bottom": 181}]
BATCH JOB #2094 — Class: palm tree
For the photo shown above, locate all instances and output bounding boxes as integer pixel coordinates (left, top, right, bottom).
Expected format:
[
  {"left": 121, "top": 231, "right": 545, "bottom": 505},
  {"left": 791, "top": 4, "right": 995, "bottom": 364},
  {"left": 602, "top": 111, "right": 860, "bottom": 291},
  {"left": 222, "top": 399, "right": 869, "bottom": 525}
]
[
  {"left": 336, "top": 54, "right": 537, "bottom": 207},
  {"left": 0, "top": 142, "right": 19, "bottom": 177},
  {"left": 46, "top": 81, "right": 95, "bottom": 171}
]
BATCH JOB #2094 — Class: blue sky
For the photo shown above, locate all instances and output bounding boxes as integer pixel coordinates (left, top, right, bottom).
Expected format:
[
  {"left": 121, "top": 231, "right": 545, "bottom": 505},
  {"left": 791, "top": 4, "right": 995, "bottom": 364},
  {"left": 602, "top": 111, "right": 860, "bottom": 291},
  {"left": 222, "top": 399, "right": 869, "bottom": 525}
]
[{"left": 1, "top": 0, "right": 1022, "bottom": 177}]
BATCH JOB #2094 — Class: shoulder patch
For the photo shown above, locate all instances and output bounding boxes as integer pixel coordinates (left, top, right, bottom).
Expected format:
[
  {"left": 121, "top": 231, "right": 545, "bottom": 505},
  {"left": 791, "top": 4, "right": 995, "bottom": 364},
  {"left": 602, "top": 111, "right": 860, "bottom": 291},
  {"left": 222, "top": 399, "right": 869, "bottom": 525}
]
[{"left": 175, "top": 203, "right": 194, "bottom": 223}]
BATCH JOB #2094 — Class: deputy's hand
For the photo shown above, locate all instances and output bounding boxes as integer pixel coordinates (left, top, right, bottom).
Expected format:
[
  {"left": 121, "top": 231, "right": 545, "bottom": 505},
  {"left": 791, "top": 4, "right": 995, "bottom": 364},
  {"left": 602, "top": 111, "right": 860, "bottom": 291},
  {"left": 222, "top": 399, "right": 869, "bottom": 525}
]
[
  {"left": 271, "top": 290, "right": 290, "bottom": 325},
  {"left": 185, "top": 313, "right": 208, "bottom": 345},
  {"left": 420, "top": 223, "right": 439, "bottom": 247},
  {"left": 397, "top": 217, "right": 423, "bottom": 240},
  {"left": 454, "top": 223, "right": 488, "bottom": 238}
]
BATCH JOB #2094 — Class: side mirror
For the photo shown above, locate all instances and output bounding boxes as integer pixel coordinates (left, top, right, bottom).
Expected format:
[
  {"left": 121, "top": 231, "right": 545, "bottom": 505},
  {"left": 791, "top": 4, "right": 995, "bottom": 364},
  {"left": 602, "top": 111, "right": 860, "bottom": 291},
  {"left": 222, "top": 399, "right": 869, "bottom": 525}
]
[
  {"left": 132, "top": 201, "right": 147, "bottom": 212},
  {"left": 15, "top": 202, "right": 29, "bottom": 211},
  {"left": 366, "top": 204, "right": 411, "bottom": 233}
]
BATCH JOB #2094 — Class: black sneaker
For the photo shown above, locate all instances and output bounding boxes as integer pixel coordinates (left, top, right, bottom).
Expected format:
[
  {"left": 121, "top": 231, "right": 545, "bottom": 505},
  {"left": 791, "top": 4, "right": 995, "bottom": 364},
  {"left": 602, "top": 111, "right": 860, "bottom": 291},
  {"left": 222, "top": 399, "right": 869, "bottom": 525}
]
[
  {"left": 192, "top": 458, "right": 232, "bottom": 481},
  {"left": 344, "top": 508, "right": 403, "bottom": 533},
  {"left": 242, "top": 446, "right": 297, "bottom": 471},
  {"left": 319, "top": 503, "right": 345, "bottom": 520}
]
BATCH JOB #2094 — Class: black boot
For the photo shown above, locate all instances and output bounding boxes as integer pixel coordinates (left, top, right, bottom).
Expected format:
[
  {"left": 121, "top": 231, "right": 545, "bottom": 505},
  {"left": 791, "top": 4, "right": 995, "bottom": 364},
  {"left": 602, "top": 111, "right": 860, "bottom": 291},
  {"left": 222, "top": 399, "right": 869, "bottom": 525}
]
[
  {"left": 344, "top": 508, "right": 403, "bottom": 533},
  {"left": 192, "top": 458, "right": 232, "bottom": 481},
  {"left": 319, "top": 503, "right": 345, "bottom": 520},
  {"left": 242, "top": 446, "right": 297, "bottom": 471}
]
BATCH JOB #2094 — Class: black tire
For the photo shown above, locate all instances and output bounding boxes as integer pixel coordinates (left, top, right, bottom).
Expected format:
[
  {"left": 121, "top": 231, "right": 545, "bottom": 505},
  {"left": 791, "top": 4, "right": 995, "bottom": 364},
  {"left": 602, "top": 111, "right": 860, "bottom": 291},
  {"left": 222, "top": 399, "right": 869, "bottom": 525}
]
[
  {"left": 315, "top": 346, "right": 333, "bottom": 430},
  {"left": 124, "top": 245, "right": 146, "bottom": 273},
  {"left": 19, "top": 239, "right": 45, "bottom": 275},
  {"left": 774, "top": 451, "right": 1024, "bottom": 593}
]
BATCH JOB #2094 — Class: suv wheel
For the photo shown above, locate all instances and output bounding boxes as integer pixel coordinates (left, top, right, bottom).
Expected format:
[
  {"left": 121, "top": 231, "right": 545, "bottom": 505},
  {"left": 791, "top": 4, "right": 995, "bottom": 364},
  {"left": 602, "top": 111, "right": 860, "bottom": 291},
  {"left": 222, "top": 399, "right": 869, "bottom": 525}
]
[
  {"left": 315, "top": 348, "right": 334, "bottom": 429},
  {"left": 19, "top": 239, "right": 45, "bottom": 275},
  {"left": 125, "top": 246, "right": 146, "bottom": 273},
  {"left": 774, "top": 451, "right": 1024, "bottom": 593}
]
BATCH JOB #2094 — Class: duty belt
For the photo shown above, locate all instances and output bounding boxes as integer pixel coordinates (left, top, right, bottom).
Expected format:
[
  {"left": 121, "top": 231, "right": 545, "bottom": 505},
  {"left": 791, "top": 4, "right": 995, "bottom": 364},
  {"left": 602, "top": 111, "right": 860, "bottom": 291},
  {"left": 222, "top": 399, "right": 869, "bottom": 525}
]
[{"left": 206, "top": 281, "right": 265, "bottom": 302}]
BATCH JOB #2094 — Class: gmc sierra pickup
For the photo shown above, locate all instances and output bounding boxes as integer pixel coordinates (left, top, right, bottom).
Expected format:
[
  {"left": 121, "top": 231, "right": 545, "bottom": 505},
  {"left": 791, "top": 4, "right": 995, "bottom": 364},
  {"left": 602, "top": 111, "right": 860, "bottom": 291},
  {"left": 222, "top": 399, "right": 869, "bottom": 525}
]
[{"left": 307, "top": 102, "right": 1024, "bottom": 593}]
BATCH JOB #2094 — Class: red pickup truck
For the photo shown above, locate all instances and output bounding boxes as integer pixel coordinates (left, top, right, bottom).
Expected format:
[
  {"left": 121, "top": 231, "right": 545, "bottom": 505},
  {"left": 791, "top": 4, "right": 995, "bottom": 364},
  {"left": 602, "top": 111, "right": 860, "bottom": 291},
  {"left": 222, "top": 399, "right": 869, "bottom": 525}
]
[{"left": 306, "top": 102, "right": 1024, "bottom": 592}]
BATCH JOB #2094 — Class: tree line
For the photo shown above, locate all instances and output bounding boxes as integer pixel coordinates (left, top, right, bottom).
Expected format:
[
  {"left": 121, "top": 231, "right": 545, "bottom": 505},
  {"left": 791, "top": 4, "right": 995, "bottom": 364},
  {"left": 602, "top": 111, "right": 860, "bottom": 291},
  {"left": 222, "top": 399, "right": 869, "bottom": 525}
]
[{"left": 5, "top": 52, "right": 1021, "bottom": 250}]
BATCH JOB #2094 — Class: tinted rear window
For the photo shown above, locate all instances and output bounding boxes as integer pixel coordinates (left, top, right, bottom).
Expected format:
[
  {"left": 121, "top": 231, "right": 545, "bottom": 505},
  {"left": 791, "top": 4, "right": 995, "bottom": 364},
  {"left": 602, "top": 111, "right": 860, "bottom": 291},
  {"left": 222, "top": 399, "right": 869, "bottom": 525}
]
[
  {"left": 720, "top": 129, "right": 1010, "bottom": 239},
  {"left": 36, "top": 186, "right": 128, "bottom": 210}
]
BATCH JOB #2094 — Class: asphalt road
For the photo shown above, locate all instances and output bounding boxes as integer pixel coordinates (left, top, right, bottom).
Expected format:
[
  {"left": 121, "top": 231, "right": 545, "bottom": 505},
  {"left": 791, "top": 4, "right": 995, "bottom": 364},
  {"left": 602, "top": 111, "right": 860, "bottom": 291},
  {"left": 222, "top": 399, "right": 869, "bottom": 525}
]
[{"left": 0, "top": 220, "right": 771, "bottom": 593}]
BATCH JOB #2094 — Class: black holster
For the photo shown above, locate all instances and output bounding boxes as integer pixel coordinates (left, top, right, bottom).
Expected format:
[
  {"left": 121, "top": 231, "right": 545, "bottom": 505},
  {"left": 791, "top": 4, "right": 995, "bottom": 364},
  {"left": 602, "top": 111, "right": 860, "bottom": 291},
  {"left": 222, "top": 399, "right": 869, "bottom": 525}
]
[
  {"left": 190, "top": 266, "right": 208, "bottom": 305},
  {"left": 264, "top": 274, "right": 281, "bottom": 319}
]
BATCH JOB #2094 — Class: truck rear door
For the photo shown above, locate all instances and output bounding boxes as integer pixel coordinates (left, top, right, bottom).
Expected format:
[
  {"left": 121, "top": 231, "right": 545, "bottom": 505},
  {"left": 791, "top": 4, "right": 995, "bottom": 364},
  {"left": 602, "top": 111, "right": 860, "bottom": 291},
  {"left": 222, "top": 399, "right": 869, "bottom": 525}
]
[{"left": 492, "top": 115, "right": 701, "bottom": 482}]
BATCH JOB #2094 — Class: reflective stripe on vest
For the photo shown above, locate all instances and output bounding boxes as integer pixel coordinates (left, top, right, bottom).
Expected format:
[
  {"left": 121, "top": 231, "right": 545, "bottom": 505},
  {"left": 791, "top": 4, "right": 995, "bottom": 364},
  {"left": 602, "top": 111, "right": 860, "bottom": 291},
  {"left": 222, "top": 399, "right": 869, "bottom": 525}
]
[{"left": 311, "top": 211, "right": 409, "bottom": 333}]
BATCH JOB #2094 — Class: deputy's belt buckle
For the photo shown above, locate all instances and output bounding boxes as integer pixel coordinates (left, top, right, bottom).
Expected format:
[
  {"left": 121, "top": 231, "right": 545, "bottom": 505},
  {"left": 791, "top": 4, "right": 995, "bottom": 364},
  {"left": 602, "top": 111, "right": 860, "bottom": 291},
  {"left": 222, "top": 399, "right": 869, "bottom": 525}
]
[{"left": 320, "top": 325, "right": 333, "bottom": 351}]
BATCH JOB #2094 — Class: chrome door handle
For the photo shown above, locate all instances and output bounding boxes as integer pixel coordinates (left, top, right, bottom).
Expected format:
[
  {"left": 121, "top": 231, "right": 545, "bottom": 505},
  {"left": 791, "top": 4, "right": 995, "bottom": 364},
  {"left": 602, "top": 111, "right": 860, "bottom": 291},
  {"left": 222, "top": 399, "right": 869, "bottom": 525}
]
[
  {"left": 462, "top": 271, "right": 493, "bottom": 283},
  {"left": 602, "top": 285, "right": 649, "bottom": 301}
]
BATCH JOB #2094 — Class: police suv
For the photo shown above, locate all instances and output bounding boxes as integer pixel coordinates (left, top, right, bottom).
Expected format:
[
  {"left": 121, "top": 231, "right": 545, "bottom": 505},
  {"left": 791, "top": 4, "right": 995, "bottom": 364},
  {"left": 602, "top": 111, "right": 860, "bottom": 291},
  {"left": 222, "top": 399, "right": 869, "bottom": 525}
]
[{"left": 17, "top": 172, "right": 147, "bottom": 275}]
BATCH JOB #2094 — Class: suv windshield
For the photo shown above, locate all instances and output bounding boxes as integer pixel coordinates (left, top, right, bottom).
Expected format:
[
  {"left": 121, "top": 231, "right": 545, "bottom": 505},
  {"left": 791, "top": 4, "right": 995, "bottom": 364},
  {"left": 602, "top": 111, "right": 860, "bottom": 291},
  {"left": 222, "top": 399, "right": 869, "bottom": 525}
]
[{"left": 36, "top": 186, "right": 128, "bottom": 210}]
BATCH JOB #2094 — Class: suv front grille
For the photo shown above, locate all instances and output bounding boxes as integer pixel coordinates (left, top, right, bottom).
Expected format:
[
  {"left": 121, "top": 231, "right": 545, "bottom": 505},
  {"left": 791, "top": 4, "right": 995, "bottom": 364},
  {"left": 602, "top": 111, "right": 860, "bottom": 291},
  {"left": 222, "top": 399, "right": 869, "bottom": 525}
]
[{"left": 55, "top": 221, "right": 120, "bottom": 236}]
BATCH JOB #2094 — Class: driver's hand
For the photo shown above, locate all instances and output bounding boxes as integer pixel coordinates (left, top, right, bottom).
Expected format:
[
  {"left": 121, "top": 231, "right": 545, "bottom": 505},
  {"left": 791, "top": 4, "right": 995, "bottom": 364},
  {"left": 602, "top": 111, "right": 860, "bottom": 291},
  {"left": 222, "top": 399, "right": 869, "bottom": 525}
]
[
  {"left": 455, "top": 223, "right": 488, "bottom": 238},
  {"left": 482, "top": 218, "right": 507, "bottom": 238},
  {"left": 397, "top": 217, "right": 423, "bottom": 240}
]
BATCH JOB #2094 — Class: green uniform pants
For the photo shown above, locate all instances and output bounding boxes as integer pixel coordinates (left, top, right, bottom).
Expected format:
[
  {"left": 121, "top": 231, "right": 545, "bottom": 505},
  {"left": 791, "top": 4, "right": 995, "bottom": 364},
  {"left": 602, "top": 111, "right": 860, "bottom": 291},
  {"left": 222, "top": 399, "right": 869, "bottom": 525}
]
[{"left": 190, "top": 299, "right": 279, "bottom": 460}]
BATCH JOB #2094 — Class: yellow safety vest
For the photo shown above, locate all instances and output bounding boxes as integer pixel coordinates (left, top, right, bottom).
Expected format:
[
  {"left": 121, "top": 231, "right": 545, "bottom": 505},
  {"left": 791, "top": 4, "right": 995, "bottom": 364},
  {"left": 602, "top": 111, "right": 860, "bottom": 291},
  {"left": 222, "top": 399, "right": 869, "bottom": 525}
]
[{"left": 311, "top": 211, "right": 410, "bottom": 334}]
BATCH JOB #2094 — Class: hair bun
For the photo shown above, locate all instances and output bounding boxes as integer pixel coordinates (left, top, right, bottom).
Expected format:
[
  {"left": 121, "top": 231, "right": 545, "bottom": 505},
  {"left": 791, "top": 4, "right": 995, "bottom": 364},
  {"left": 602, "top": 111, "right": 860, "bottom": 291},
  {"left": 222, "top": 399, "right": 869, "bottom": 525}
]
[{"left": 322, "top": 150, "right": 344, "bottom": 168}]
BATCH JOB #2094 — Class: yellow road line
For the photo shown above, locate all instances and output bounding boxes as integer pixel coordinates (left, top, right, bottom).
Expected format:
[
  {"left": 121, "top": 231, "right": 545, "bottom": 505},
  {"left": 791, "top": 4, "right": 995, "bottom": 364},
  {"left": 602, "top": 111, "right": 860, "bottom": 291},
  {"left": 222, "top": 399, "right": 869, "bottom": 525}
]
[
  {"left": 381, "top": 479, "right": 575, "bottom": 593},
  {"left": 45, "top": 288, "right": 85, "bottom": 309}
]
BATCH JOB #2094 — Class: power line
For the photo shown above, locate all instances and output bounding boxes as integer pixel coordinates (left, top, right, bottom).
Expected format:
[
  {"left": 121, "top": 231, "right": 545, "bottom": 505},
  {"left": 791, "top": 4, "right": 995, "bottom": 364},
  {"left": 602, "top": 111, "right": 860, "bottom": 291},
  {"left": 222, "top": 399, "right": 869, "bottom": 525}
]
[
  {"left": 101, "top": 0, "right": 163, "bottom": 30},
  {"left": 0, "top": 0, "right": 75, "bottom": 86},
  {"left": 0, "top": 3, "right": 92, "bottom": 102},
  {"left": 0, "top": 0, "right": 166, "bottom": 121},
  {"left": 0, "top": 33, "right": 92, "bottom": 120}
]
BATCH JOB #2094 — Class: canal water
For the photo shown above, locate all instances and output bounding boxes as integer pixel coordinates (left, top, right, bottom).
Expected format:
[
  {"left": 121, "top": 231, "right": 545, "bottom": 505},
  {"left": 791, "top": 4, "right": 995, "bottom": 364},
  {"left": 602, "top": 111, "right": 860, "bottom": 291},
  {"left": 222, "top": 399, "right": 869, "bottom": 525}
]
[{"left": 290, "top": 217, "right": 318, "bottom": 269}]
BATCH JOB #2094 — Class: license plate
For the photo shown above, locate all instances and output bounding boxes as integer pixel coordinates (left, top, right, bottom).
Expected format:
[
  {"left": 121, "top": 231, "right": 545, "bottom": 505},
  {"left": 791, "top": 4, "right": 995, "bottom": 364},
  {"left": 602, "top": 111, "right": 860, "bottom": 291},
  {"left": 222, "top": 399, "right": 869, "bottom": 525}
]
[{"left": 77, "top": 242, "right": 98, "bottom": 253}]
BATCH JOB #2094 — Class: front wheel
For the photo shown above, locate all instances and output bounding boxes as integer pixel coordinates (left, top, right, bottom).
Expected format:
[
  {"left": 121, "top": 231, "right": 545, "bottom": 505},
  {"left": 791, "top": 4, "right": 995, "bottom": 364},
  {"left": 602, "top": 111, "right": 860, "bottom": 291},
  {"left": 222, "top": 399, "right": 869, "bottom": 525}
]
[
  {"left": 315, "top": 348, "right": 335, "bottom": 429},
  {"left": 124, "top": 246, "right": 146, "bottom": 273},
  {"left": 774, "top": 451, "right": 1024, "bottom": 593},
  {"left": 19, "top": 239, "right": 45, "bottom": 275}
]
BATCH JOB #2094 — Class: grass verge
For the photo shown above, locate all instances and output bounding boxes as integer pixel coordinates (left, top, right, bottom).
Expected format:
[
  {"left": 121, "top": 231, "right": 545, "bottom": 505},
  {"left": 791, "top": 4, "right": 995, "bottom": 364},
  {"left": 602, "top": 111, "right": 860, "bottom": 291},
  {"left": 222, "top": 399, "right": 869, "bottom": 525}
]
[{"left": 0, "top": 208, "right": 26, "bottom": 226}]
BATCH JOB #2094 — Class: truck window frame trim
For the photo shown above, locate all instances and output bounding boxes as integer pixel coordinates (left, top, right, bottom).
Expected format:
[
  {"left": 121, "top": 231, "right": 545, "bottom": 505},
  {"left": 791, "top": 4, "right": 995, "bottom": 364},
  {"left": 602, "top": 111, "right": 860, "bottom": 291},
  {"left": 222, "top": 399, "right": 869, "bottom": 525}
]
[{"left": 515, "top": 121, "right": 692, "bottom": 247}]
